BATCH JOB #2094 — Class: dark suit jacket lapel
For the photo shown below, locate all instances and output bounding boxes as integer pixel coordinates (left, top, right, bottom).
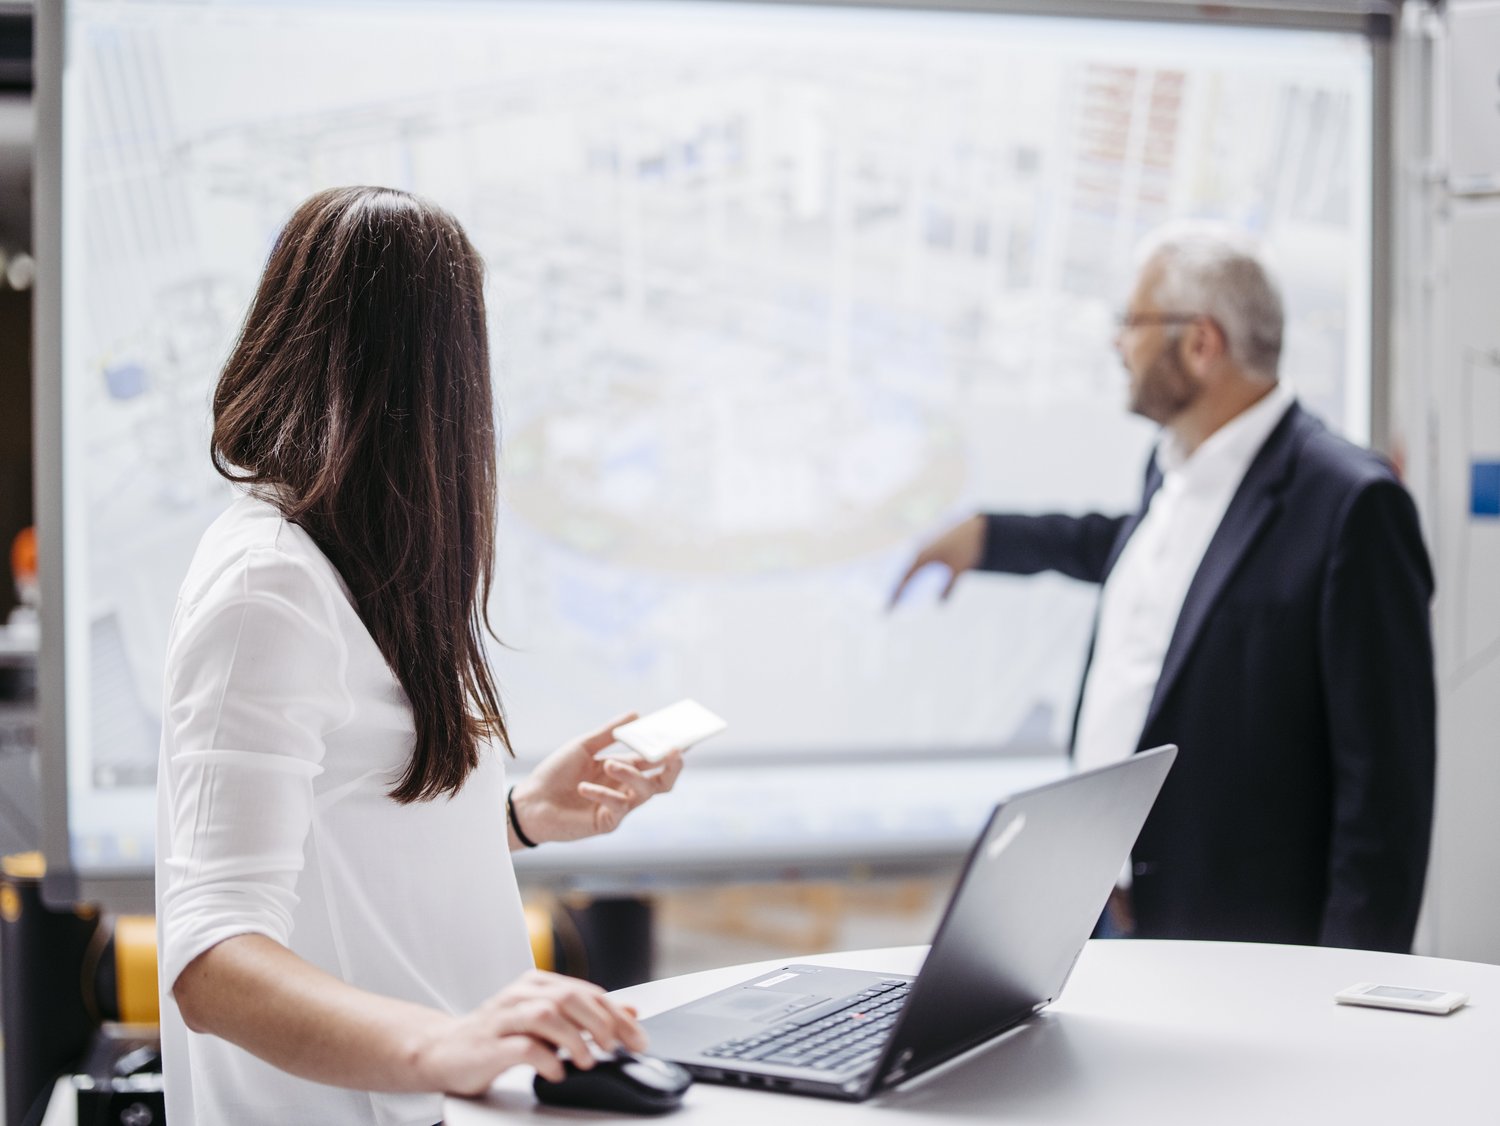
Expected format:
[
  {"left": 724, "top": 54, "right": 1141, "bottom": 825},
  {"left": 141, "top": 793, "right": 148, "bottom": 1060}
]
[{"left": 1139, "top": 402, "right": 1316, "bottom": 740}]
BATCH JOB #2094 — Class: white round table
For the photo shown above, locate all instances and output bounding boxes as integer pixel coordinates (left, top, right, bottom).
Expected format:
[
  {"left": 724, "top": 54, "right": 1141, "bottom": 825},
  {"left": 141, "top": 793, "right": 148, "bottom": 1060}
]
[{"left": 445, "top": 939, "right": 1500, "bottom": 1124}]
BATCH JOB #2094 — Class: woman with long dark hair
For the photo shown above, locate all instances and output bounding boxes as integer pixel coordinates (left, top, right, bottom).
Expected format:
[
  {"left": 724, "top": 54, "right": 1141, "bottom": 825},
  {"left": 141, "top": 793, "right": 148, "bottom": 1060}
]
[{"left": 155, "top": 186, "right": 684, "bottom": 1124}]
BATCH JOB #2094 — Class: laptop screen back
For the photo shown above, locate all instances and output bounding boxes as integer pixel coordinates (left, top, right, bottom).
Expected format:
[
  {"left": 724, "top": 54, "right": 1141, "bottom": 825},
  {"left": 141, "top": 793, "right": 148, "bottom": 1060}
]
[{"left": 874, "top": 746, "right": 1176, "bottom": 1090}]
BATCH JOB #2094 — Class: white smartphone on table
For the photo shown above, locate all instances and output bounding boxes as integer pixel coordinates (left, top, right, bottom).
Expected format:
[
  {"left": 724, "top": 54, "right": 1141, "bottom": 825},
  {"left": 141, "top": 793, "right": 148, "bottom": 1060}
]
[
  {"left": 1333, "top": 982, "right": 1469, "bottom": 1015},
  {"left": 611, "top": 699, "right": 728, "bottom": 762}
]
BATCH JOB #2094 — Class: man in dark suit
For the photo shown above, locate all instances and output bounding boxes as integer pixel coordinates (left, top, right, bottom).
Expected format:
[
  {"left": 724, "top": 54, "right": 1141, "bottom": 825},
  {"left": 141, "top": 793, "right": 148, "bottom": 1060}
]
[{"left": 892, "top": 225, "right": 1434, "bottom": 953}]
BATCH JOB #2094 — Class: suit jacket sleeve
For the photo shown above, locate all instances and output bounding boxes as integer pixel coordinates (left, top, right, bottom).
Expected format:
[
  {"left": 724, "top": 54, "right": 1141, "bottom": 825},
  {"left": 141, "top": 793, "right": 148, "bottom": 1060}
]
[
  {"left": 978, "top": 512, "right": 1130, "bottom": 585},
  {"left": 1317, "top": 479, "right": 1436, "bottom": 952}
]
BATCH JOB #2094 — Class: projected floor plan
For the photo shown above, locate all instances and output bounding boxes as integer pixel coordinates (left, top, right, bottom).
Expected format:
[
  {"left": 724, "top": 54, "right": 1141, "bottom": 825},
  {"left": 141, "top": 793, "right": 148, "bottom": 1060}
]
[{"left": 65, "top": 1, "right": 1372, "bottom": 793}]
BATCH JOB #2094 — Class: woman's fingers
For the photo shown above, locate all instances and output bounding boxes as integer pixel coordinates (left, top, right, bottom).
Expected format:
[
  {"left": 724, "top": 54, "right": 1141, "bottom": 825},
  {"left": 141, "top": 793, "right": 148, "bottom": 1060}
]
[
  {"left": 653, "top": 750, "right": 684, "bottom": 791},
  {"left": 586, "top": 986, "right": 647, "bottom": 1051},
  {"left": 500, "top": 999, "right": 594, "bottom": 1068},
  {"left": 577, "top": 781, "right": 631, "bottom": 832},
  {"left": 511, "top": 1035, "right": 566, "bottom": 1083},
  {"left": 556, "top": 989, "right": 629, "bottom": 1053},
  {"left": 602, "top": 758, "right": 656, "bottom": 801},
  {"left": 576, "top": 750, "right": 685, "bottom": 835},
  {"left": 579, "top": 991, "right": 648, "bottom": 1053},
  {"left": 504, "top": 977, "right": 647, "bottom": 1061},
  {"left": 611, "top": 1001, "right": 650, "bottom": 1052},
  {"left": 605, "top": 755, "right": 686, "bottom": 802},
  {"left": 444, "top": 974, "right": 649, "bottom": 1095},
  {"left": 426, "top": 1023, "right": 567, "bottom": 1093},
  {"left": 577, "top": 712, "right": 638, "bottom": 754}
]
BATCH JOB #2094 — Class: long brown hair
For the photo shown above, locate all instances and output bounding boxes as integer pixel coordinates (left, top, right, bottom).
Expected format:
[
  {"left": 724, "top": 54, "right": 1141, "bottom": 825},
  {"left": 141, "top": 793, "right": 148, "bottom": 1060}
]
[{"left": 212, "top": 186, "right": 509, "bottom": 802}]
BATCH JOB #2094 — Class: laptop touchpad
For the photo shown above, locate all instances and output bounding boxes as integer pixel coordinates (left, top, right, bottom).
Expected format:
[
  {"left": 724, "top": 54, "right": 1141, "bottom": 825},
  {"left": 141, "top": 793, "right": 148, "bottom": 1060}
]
[{"left": 688, "top": 989, "right": 829, "bottom": 1022}]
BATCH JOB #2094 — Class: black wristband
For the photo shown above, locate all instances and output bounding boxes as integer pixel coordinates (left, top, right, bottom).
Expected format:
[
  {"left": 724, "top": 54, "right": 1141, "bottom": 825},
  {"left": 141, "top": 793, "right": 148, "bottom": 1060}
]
[{"left": 507, "top": 785, "right": 540, "bottom": 849}]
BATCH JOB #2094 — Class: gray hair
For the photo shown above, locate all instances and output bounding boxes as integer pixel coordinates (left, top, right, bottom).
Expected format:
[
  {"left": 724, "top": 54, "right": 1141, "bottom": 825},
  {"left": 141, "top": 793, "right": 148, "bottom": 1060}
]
[{"left": 1138, "top": 222, "right": 1284, "bottom": 380}]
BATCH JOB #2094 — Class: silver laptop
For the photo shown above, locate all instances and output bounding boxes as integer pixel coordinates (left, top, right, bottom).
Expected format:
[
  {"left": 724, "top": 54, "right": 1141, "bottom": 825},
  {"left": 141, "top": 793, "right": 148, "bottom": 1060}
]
[{"left": 642, "top": 745, "right": 1177, "bottom": 1100}]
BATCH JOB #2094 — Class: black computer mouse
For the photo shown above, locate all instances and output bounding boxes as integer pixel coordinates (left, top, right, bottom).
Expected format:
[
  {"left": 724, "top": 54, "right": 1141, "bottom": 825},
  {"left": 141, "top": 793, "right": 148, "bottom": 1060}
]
[{"left": 533, "top": 1049, "right": 692, "bottom": 1114}]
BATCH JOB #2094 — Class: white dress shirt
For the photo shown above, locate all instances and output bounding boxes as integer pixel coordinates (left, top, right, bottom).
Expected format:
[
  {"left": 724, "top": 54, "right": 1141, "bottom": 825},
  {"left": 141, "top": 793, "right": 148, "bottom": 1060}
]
[
  {"left": 1073, "top": 381, "right": 1295, "bottom": 778},
  {"left": 155, "top": 494, "right": 533, "bottom": 1126}
]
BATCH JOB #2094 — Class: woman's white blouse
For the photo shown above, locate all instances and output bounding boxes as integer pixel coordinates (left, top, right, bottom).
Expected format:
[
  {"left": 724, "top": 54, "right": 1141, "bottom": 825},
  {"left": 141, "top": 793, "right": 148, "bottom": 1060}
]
[{"left": 155, "top": 495, "right": 532, "bottom": 1126}]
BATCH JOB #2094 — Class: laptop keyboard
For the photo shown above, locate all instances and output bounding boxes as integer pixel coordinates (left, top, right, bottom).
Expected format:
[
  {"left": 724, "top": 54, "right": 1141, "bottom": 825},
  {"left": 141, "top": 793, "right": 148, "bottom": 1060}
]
[{"left": 701, "top": 979, "right": 911, "bottom": 1073}]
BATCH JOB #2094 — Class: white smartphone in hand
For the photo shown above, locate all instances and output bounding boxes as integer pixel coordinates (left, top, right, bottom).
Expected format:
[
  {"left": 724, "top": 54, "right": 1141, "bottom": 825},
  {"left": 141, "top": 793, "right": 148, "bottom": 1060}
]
[
  {"left": 612, "top": 700, "right": 728, "bottom": 762},
  {"left": 1333, "top": 982, "right": 1468, "bottom": 1015}
]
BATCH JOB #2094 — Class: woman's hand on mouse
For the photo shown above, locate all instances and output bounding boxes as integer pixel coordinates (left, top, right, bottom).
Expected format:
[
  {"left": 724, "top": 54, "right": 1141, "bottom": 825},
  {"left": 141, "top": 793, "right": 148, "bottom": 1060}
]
[
  {"left": 414, "top": 969, "right": 648, "bottom": 1094},
  {"left": 508, "top": 713, "right": 685, "bottom": 845}
]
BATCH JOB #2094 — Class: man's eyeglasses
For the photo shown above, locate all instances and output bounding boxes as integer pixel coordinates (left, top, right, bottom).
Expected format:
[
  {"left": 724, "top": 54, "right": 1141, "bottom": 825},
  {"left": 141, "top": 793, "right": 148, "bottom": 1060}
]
[{"left": 1115, "top": 312, "right": 1206, "bottom": 331}]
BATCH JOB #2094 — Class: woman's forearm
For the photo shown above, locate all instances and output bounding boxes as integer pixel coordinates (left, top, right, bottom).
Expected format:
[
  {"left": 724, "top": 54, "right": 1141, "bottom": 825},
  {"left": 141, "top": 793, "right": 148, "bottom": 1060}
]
[
  {"left": 172, "top": 932, "right": 647, "bottom": 1097},
  {"left": 172, "top": 933, "right": 452, "bottom": 1092}
]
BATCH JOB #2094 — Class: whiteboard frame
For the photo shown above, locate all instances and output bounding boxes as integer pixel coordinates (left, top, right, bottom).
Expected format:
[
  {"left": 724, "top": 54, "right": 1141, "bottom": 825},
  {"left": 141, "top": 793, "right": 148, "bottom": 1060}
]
[{"left": 33, "top": 0, "right": 1397, "bottom": 912}]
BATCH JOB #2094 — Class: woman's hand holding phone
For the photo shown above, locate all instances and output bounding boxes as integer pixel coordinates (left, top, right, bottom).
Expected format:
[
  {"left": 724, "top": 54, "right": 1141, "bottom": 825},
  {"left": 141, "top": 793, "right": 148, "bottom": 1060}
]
[{"left": 508, "top": 713, "right": 686, "bottom": 845}]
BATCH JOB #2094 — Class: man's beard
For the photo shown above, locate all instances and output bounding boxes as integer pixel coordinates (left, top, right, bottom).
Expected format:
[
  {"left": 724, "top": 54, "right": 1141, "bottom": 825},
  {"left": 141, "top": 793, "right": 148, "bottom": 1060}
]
[{"left": 1128, "top": 340, "right": 1200, "bottom": 425}]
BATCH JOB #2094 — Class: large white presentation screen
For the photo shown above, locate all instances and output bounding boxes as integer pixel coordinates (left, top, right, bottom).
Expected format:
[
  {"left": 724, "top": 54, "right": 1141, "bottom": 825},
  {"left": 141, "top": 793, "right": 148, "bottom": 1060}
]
[{"left": 59, "top": 0, "right": 1372, "bottom": 869}]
